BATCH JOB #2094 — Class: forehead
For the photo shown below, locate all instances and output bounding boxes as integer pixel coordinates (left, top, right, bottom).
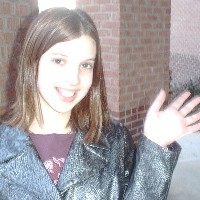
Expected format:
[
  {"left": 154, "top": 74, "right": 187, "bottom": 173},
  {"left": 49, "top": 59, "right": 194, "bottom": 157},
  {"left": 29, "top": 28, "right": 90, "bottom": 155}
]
[{"left": 45, "top": 35, "right": 97, "bottom": 60}]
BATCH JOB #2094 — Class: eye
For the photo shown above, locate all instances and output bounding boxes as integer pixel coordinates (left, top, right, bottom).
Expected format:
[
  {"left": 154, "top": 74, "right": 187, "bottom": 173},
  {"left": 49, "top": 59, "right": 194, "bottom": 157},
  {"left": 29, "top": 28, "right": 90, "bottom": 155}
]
[
  {"left": 81, "top": 62, "right": 94, "bottom": 69},
  {"left": 52, "top": 58, "right": 65, "bottom": 65}
]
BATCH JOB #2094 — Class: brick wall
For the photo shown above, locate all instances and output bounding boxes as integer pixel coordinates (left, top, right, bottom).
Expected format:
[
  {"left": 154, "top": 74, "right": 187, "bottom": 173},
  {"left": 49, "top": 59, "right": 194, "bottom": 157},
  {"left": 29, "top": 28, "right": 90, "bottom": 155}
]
[
  {"left": 0, "top": 0, "right": 38, "bottom": 115},
  {"left": 119, "top": 0, "right": 171, "bottom": 134},
  {"left": 77, "top": 0, "right": 171, "bottom": 135}
]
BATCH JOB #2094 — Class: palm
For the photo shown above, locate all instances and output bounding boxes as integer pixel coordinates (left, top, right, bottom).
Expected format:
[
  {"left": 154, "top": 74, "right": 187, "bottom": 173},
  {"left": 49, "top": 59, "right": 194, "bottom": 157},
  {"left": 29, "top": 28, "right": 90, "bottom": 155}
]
[{"left": 144, "top": 90, "right": 200, "bottom": 147}]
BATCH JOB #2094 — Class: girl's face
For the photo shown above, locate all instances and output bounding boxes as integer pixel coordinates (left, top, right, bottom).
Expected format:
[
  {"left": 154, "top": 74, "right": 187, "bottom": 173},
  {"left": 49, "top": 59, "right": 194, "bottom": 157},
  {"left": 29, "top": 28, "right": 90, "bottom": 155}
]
[{"left": 37, "top": 35, "right": 96, "bottom": 116}]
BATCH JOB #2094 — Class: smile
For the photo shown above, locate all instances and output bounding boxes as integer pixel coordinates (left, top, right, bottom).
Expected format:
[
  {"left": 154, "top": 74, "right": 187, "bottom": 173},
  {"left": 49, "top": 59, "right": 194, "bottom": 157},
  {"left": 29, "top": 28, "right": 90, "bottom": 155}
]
[
  {"left": 56, "top": 87, "right": 77, "bottom": 102},
  {"left": 60, "top": 89, "right": 75, "bottom": 97}
]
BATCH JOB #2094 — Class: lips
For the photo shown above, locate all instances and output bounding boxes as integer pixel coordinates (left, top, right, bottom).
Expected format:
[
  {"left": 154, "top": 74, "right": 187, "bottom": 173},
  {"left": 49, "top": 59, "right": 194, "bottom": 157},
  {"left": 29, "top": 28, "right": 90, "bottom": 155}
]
[{"left": 56, "top": 87, "right": 78, "bottom": 103}]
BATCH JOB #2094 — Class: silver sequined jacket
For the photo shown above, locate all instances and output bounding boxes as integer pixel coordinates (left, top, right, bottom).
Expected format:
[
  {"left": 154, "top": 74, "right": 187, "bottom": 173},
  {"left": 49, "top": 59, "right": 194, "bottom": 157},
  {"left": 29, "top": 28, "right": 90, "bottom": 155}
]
[{"left": 0, "top": 123, "right": 181, "bottom": 200}]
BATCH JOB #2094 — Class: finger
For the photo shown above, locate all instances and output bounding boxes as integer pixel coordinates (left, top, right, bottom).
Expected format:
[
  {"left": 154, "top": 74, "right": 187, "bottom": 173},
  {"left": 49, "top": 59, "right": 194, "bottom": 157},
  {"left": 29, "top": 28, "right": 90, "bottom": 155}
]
[
  {"left": 170, "top": 91, "right": 191, "bottom": 110},
  {"left": 148, "top": 89, "right": 166, "bottom": 113},
  {"left": 186, "top": 123, "right": 200, "bottom": 134},
  {"left": 180, "top": 96, "right": 200, "bottom": 116},
  {"left": 185, "top": 111, "right": 200, "bottom": 126}
]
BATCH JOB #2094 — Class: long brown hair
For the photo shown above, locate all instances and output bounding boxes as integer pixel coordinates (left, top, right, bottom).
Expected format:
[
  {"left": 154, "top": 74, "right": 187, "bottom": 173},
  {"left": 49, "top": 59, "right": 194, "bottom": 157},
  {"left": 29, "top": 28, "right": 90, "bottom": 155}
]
[{"left": 3, "top": 8, "right": 110, "bottom": 143}]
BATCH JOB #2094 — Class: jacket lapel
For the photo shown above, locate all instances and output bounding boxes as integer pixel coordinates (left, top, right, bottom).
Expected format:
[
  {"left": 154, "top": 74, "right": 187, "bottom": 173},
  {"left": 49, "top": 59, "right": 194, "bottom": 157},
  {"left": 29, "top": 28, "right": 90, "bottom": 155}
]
[
  {"left": 0, "top": 125, "right": 61, "bottom": 199},
  {"left": 57, "top": 132, "right": 110, "bottom": 193}
]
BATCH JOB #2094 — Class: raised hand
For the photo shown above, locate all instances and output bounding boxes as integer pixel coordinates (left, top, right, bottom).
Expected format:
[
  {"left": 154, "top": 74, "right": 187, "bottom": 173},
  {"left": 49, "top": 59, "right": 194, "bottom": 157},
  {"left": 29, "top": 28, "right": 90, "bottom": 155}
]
[{"left": 144, "top": 89, "right": 200, "bottom": 147}]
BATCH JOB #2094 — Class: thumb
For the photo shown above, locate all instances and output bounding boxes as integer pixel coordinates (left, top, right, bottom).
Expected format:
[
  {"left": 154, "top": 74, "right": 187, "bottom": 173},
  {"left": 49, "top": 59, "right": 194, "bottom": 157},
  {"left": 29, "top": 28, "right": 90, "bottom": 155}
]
[{"left": 148, "top": 89, "right": 166, "bottom": 113}]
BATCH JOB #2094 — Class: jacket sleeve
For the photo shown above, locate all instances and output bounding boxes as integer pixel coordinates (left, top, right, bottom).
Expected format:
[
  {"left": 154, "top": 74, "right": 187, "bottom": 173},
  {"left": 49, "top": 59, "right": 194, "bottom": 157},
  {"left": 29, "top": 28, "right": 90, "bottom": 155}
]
[{"left": 124, "top": 132, "right": 181, "bottom": 200}]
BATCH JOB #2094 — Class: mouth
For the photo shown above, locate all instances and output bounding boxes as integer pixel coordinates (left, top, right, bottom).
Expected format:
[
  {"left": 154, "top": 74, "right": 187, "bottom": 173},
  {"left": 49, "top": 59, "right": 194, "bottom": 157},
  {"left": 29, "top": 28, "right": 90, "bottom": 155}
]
[
  {"left": 59, "top": 89, "right": 75, "bottom": 97},
  {"left": 56, "top": 87, "right": 77, "bottom": 102}
]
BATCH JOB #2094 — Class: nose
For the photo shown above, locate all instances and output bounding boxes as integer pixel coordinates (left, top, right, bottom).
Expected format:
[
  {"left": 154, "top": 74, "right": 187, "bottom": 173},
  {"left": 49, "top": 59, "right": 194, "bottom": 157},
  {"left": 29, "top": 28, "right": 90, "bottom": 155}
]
[{"left": 62, "top": 64, "right": 80, "bottom": 86}]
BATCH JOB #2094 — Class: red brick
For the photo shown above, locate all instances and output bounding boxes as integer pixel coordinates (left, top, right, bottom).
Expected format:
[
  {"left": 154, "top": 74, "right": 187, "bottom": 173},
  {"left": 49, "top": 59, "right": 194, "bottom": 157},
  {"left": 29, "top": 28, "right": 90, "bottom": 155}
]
[
  {"left": 100, "top": 4, "right": 119, "bottom": 12},
  {"left": 0, "top": 60, "right": 10, "bottom": 73},
  {"left": 77, "top": 0, "right": 91, "bottom": 4},
  {"left": 139, "top": 97, "right": 149, "bottom": 106},
  {"left": 93, "top": 13, "right": 111, "bottom": 21},
  {"left": 0, "top": 2, "right": 12, "bottom": 15},
  {"left": 101, "top": 21, "right": 120, "bottom": 29},
  {"left": 125, "top": 109, "right": 131, "bottom": 116},
  {"left": 153, "top": 8, "right": 162, "bottom": 14},
  {"left": 112, "top": 0, "right": 120, "bottom": 3},
  {"left": 0, "top": 19, "right": 4, "bottom": 30},
  {"left": 3, "top": 32, "right": 15, "bottom": 44},
  {"left": 6, "top": 17, "right": 20, "bottom": 30},
  {"left": 141, "top": 23, "right": 152, "bottom": 29},
  {"left": 30, "top": 0, "right": 39, "bottom": 13},
  {"left": 15, "top": 4, "right": 31, "bottom": 16},
  {"left": 127, "top": 115, "right": 137, "bottom": 122},
  {"left": 132, "top": 120, "right": 143, "bottom": 128},
  {"left": 0, "top": 47, "right": 5, "bottom": 59},
  {"left": 81, "top": 5, "right": 100, "bottom": 13},
  {"left": 108, "top": 101, "right": 119, "bottom": 111},
  {"left": 95, "top": 0, "right": 111, "bottom": 3},
  {"left": 138, "top": 106, "right": 145, "bottom": 112},
  {"left": 160, "top": 1, "right": 170, "bottom": 7},
  {"left": 0, "top": 75, "right": 8, "bottom": 93},
  {"left": 138, "top": 112, "right": 146, "bottom": 119}
]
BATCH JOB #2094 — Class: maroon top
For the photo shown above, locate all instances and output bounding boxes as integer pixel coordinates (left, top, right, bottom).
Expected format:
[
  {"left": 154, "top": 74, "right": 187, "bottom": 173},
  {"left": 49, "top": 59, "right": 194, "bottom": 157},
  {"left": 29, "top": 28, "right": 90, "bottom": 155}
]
[{"left": 30, "top": 133, "right": 75, "bottom": 184}]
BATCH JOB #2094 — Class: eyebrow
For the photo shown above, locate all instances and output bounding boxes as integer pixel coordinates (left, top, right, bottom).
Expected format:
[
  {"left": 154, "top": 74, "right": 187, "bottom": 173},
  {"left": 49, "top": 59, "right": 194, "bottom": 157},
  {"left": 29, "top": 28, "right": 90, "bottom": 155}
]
[
  {"left": 51, "top": 53, "right": 96, "bottom": 61},
  {"left": 51, "top": 53, "right": 68, "bottom": 58}
]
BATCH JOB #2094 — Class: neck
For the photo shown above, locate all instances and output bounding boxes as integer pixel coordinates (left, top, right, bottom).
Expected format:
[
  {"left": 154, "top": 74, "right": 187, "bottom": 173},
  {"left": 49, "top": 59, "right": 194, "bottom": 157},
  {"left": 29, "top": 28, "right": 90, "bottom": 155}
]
[{"left": 29, "top": 110, "right": 71, "bottom": 135}]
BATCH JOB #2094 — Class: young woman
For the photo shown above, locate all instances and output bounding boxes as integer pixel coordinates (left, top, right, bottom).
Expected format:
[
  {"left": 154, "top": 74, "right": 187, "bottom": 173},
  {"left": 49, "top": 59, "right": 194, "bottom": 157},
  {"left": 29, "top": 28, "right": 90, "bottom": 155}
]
[{"left": 1, "top": 7, "right": 200, "bottom": 200}]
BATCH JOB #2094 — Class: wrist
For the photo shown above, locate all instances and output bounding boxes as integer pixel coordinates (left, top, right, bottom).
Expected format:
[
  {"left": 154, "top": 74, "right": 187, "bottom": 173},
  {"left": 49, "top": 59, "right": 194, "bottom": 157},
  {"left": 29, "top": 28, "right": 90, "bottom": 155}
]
[{"left": 143, "top": 132, "right": 168, "bottom": 148}]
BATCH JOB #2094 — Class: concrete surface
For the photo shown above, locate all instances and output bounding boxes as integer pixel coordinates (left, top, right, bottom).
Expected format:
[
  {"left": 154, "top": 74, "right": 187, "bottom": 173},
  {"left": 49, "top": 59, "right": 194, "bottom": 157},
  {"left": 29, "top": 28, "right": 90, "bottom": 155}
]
[{"left": 167, "top": 132, "right": 200, "bottom": 200}]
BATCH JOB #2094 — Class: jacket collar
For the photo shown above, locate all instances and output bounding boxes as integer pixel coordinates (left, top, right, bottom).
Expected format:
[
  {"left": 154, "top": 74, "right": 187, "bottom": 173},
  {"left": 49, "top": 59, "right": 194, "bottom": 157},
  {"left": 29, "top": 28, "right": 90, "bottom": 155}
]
[
  {"left": 0, "top": 124, "right": 110, "bottom": 197},
  {"left": 57, "top": 132, "right": 110, "bottom": 194}
]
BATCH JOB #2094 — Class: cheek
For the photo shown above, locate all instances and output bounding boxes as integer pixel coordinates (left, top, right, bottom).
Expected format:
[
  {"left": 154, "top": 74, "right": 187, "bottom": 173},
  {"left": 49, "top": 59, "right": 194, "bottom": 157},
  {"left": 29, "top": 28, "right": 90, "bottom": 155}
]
[
  {"left": 82, "top": 73, "right": 93, "bottom": 89},
  {"left": 38, "top": 64, "right": 56, "bottom": 86},
  {"left": 37, "top": 72, "right": 48, "bottom": 91}
]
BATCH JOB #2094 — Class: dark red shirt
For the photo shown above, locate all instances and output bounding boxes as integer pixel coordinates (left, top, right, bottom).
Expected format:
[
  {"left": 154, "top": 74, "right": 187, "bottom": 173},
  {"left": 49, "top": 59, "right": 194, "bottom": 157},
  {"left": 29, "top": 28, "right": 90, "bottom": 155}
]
[{"left": 30, "top": 133, "right": 75, "bottom": 184}]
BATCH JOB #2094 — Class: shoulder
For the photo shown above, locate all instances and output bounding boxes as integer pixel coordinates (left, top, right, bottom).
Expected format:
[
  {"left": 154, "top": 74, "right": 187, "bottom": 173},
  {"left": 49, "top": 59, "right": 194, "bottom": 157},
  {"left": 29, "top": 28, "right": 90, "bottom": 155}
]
[
  {"left": 0, "top": 123, "right": 28, "bottom": 142},
  {"left": 0, "top": 123, "right": 30, "bottom": 163},
  {"left": 100, "top": 122, "right": 135, "bottom": 151}
]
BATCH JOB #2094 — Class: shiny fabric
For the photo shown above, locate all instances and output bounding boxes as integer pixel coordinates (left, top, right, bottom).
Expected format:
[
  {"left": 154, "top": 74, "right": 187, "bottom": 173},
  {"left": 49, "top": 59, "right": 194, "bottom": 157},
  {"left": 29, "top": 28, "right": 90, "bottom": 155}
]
[{"left": 0, "top": 123, "right": 181, "bottom": 200}]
